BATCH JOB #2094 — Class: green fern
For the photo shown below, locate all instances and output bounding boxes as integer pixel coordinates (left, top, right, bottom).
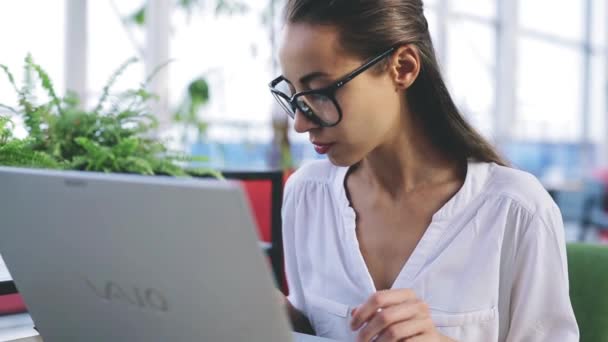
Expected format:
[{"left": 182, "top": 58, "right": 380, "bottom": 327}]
[
  {"left": 94, "top": 57, "right": 138, "bottom": 113},
  {"left": 18, "top": 55, "right": 44, "bottom": 143},
  {"left": 0, "top": 55, "right": 218, "bottom": 178},
  {"left": 0, "top": 103, "right": 19, "bottom": 115},
  {"left": 26, "top": 54, "right": 63, "bottom": 116},
  {"left": 0, "top": 115, "right": 13, "bottom": 144},
  {"left": 0, "top": 64, "right": 19, "bottom": 93},
  {"left": 0, "top": 138, "right": 63, "bottom": 169}
]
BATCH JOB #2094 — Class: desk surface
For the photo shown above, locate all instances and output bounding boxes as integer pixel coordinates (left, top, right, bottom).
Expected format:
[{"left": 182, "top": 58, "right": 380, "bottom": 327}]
[
  {"left": 10, "top": 332, "right": 335, "bottom": 342},
  {"left": 9, "top": 337, "right": 39, "bottom": 342}
]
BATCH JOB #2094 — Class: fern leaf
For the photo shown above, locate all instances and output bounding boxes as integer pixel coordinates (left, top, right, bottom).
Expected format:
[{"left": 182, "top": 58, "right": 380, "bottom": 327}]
[
  {"left": 26, "top": 54, "right": 63, "bottom": 115},
  {"left": 0, "top": 103, "right": 19, "bottom": 115},
  {"left": 94, "top": 57, "right": 138, "bottom": 113},
  {"left": 112, "top": 137, "right": 139, "bottom": 156},
  {"left": 0, "top": 64, "right": 19, "bottom": 93},
  {"left": 143, "top": 59, "right": 174, "bottom": 86},
  {"left": 187, "top": 167, "right": 224, "bottom": 179}
]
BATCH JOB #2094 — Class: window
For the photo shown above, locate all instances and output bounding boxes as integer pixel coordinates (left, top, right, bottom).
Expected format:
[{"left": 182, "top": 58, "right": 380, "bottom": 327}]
[
  {"left": 170, "top": 3, "right": 275, "bottom": 126},
  {"left": 520, "top": 1, "right": 583, "bottom": 43},
  {"left": 0, "top": 1, "right": 66, "bottom": 108},
  {"left": 422, "top": 0, "right": 608, "bottom": 176},
  {"left": 445, "top": 19, "right": 496, "bottom": 137},
  {"left": 590, "top": 53, "right": 606, "bottom": 158},
  {"left": 451, "top": 0, "right": 496, "bottom": 19},
  {"left": 515, "top": 37, "right": 583, "bottom": 141},
  {"left": 1, "top": 0, "right": 606, "bottom": 170},
  {"left": 88, "top": 1, "right": 146, "bottom": 106},
  {"left": 425, "top": 9, "right": 440, "bottom": 54},
  {"left": 424, "top": 0, "right": 498, "bottom": 139},
  {"left": 591, "top": 0, "right": 606, "bottom": 49}
]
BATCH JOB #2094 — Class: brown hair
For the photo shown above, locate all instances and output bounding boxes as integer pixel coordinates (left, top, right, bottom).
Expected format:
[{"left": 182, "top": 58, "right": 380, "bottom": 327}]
[{"left": 284, "top": 0, "right": 507, "bottom": 166}]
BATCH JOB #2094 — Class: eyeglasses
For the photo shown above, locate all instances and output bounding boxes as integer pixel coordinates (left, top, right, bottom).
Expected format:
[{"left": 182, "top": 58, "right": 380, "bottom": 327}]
[{"left": 268, "top": 46, "right": 396, "bottom": 127}]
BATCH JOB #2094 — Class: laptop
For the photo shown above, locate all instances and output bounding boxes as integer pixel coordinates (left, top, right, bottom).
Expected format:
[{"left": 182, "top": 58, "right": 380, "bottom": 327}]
[{"left": 0, "top": 167, "right": 332, "bottom": 342}]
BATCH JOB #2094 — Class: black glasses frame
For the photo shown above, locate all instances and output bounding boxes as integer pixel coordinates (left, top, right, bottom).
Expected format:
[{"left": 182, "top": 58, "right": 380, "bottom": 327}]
[{"left": 269, "top": 46, "right": 396, "bottom": 127}]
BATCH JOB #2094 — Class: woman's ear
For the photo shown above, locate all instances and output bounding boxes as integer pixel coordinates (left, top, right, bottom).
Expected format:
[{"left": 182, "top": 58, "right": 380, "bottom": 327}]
[{"left": 389, "top": 45, "right": 421, "bottom": 91}]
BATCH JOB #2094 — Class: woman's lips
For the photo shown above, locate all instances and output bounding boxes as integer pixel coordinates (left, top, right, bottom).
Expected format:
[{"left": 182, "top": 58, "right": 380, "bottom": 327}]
[{"left": 313, "top": 143, "right": 334, "bottom": 155}]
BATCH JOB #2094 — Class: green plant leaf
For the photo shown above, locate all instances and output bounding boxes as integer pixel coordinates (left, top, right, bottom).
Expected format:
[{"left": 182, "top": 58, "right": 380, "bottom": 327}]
[
  {"left": 188, "top": 77, "right": 209, "bottom": 105},
  {"left": 144, "top": 59, "right": 174, "bottom": 86},
  {"left": 121, "top": 156, "right": 155, "bottom": 175},
  {"left": 129, "top": 6, "right": 146, "bottom": 26},
  {"left": 26, "top": 54, "right": 63, "bottom": 116},
  {"left": 112, "top": 137, "right": 139, "bottom": 156},
  {"left": 0, "top": 64, "right": 19, "bottom": 93},
  {"left": 187, "top": 167, "right": 224, "bottom": 180},
  {"left": 0, "top": 103, "right": 19, "bottom": 115},
  {"left": 0, "top": 115, "right": 13, "bottom": 144},
  {"left": 95, "top": 57, "right": 138, "bottom": 113}
]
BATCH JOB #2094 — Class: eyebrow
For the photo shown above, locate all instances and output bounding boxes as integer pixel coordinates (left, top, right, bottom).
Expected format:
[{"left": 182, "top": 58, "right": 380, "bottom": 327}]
[
  {"left": 299, "top": 71, "right": 330, "bottom": 86},
  {"left": 283, "top": 71, "right": 330, "bottom": 87}
]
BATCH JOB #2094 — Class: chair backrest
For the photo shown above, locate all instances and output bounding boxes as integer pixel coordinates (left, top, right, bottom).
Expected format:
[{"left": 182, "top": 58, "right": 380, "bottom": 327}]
[
  {"left": 567, "top": 243, "right": 608, "bottom": 342},
  {"left": 222, "top": 170, "right": 285, "bottom": 291}
]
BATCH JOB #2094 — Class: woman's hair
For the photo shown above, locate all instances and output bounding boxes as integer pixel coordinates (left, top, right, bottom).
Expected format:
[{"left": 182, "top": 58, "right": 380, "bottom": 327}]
[{"left": 284, "top": 0, "right": 508, "bottom": 166}]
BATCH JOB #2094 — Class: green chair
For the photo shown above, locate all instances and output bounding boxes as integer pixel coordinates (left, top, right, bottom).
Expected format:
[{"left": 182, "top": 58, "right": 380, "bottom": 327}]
[{"left": 567, "top": 243, "right": 608, "bottom": 342}]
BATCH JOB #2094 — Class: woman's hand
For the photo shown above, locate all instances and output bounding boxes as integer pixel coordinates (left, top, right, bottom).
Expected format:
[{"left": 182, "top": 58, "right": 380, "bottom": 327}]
[{"left": 350, "top": 289, "right": 455, "bottom": 342}]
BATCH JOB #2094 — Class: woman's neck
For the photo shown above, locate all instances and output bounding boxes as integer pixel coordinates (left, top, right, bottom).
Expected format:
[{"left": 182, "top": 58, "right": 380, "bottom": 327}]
[{"left": 354, "top": 113, "right": 464, "bottom": 199}]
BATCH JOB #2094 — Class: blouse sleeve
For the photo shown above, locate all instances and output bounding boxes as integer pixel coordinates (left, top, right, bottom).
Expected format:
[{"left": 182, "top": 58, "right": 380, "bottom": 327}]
[
  {"left": 505, "top": 204, "right": 579, "bottom": 341},
  {"left": 281, "top": 177, "right": 306, "bottom": 312}
]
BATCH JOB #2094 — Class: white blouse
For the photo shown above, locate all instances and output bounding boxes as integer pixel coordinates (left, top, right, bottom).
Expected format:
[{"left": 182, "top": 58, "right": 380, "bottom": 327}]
[{"left": 282, "top": 160, "right": 579, "bottom": 341}]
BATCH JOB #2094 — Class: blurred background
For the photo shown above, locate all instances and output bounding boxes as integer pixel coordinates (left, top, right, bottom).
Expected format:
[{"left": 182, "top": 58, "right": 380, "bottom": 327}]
[
  {"left": 0, "top": 0, "right": 607, "bottom": 244},
  {"left": 0, "top": 2, "right": 607, "bottom": 341}
]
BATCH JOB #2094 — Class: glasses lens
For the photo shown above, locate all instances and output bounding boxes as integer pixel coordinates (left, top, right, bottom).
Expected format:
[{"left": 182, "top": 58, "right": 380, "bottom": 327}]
[
  {"left": 272, "top": 92, "right": 295, "bottom": 118},
  {"left": 271, "top": 79, "right": 295, "bottom": 118},
  {"left": 297, "top": 93, "right": 340, "bottom": 125}
]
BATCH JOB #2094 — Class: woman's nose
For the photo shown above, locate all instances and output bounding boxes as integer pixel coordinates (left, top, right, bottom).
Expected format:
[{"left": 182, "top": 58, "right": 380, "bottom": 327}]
[{"left": 293, "top": 110, "right": 320, "bottom": 133}]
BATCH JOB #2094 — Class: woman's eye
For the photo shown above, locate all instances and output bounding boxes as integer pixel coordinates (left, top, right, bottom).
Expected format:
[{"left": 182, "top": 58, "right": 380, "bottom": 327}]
[{"left": 311, "top": 94, "right": 329, "bottom": 102}]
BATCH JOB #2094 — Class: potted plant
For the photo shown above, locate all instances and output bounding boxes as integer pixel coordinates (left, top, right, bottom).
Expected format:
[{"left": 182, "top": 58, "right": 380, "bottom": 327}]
[{"left": 0, "top": 54, "right": 220, "bottom": 179}]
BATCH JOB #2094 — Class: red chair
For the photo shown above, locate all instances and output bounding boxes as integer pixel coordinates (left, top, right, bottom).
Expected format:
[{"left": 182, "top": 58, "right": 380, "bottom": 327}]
[{"left": 222, "top": 170, "right": 286, "bottom": 292}]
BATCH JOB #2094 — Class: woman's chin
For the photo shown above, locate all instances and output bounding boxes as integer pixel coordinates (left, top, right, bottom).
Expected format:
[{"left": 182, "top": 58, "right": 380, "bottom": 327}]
[{"left": 327, "top": 150, "right": 359, "bottom": 168}]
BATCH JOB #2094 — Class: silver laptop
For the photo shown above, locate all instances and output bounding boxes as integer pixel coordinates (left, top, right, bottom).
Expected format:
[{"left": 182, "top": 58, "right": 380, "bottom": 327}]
[{"left": 0, "top": 167, "right": 330, "bottom": 342}]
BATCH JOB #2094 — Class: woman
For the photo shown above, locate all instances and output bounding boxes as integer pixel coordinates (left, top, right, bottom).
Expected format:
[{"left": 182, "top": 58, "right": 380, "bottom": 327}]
[{"left": 269, "top": 1, "right": 579, "bottom": 341}]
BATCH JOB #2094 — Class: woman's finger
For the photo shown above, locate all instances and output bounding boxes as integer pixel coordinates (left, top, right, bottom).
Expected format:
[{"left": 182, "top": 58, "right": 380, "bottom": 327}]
[
  {"left": 357, "top": 300, "right": 428, "bottom": 342},
  {"left": 351, "top": 289, "right": 418, "bottom": 330},
  {"left": 402, "top": 335, "right": 426, "bottom": 342},
  {"left": 373, "top": 318, "right": 433, "bottom": 342}
]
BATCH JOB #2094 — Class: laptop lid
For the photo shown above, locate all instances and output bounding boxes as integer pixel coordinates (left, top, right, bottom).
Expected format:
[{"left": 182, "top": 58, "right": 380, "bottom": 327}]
[{"left": 0, "top": 167, "right": 293, "bottom": 342}]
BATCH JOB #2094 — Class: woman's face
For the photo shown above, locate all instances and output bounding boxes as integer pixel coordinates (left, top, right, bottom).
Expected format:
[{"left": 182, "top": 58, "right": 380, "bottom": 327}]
[{"left": 278, "top": 23, "right": 403, "bottom": 167}]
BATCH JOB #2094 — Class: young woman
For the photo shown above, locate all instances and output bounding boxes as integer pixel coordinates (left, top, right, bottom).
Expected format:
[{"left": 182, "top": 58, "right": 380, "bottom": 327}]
[{"left": 269, "top": 1, "right": 579, "bottom": 341}]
